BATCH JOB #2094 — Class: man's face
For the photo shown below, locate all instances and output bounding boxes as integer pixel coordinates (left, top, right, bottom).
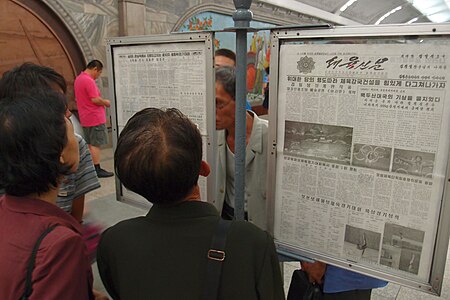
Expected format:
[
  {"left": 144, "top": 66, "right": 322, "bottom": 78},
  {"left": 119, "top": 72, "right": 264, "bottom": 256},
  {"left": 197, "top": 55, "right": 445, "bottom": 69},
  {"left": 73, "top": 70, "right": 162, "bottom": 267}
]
[
  {"left": 215, "top": 55, "right": 235, "bottom": 68},
  {"left": 93, "top": 67, "right": 103, "bottom": 80},
  {"left": 61, "top": 117, "right": 80, "bottom": 173},
  {"left": 52, "top": 85, "right": 72, "bottom": 118},
  {"left": 215, "top": 82, "right": 235, "bottom": 130}
]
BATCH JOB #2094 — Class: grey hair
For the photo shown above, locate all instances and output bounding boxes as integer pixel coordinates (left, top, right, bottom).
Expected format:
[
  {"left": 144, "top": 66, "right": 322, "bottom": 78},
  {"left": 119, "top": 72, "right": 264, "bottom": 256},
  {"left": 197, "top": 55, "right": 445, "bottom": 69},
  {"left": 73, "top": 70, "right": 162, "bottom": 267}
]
[{"left": 215, "top": 66, "right": 235, "bottom": 100}]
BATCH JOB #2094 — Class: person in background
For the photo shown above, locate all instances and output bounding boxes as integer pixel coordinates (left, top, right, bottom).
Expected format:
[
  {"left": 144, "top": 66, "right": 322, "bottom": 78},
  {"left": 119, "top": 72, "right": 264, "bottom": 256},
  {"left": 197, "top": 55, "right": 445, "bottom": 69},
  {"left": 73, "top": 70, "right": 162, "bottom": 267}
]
[
  {"left": 0, "top": 63, "right": 100, "bottom": 223},
  {"left": 0, "top": 89, "right": 94, "bottom": 299},
  {"left": 262, "top": 66, "right": 270, "bottom": 112},
  {"left": 215, "top": 48, "right": 252, "bottom": 110},
  {"left": 97, "top": 107, "right": 284, "bottom": 299},
  {"left": 214, "top": 48, "right": 237, "bottom": 68},
  {"left": 74, "top": 60, "right": 113, "bottom": 178},
  {"left": 214, "top": 66, "right": 269, "bottom": 229},
  {"left": 301, "top": 259, "right": 387, "bottom": 299}
]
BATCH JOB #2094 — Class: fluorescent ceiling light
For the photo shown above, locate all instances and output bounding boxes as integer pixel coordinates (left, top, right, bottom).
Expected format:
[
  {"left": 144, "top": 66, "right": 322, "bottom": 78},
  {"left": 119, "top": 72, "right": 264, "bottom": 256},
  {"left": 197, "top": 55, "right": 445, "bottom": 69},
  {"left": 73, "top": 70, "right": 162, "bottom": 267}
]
[
  {"left": 407, "top": 0, "right": 450, "bottom": 22},
  {"left": 375, "top": 6, "right": 402, "bottom": 25},
  {"left": 339, "top": 0, "right": 358, "bottom": 12},
  {"left": 406, "top": 17, "right": 419, "bottom": 23},
  {"left": 427, "top": 11, "right": 450, "bottom": 22},
  {"left": 423, "top": 3, "right": 449, "bottom": 14},
  {"left": 409, "top": 0, "right": 441, "bottom": 10}
]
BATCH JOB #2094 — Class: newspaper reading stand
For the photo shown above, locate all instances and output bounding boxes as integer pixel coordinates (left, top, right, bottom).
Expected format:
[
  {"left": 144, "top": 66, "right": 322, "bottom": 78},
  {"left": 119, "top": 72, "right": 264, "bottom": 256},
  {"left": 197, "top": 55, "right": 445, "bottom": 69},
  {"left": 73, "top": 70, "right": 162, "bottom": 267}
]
[
  {"left": 266, "top": 23, "right": 450, "bottom": 295},
  {"left": 106, "top": 33, "right": 216, "bottom": 209}
]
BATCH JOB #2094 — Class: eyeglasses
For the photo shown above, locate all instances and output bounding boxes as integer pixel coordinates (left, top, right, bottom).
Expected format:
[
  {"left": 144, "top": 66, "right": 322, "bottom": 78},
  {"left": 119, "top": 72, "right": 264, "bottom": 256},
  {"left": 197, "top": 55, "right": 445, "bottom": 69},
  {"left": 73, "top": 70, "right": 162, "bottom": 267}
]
[{"left": 216, "top": 100, "right": 232, "bottom": 110}]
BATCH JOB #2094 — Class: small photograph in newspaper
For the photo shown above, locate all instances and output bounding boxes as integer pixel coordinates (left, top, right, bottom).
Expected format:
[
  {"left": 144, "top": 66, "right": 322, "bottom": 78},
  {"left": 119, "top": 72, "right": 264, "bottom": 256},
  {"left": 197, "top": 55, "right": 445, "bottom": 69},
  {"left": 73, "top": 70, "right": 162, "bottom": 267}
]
[
  {"left": 283, "top": 121, "right": 353, "bottom": 165},
  {"left": 381, "top": 223, "right": 425, "bottom": 275},
  {"left": 392, "top": 149, "right": 435, "bottom": 178},
  {"left": 344, "top": 225, "right": 381, "bottom": 263},
  {"left": 352, "top": 144, "right": 392, "bottom": 171}
]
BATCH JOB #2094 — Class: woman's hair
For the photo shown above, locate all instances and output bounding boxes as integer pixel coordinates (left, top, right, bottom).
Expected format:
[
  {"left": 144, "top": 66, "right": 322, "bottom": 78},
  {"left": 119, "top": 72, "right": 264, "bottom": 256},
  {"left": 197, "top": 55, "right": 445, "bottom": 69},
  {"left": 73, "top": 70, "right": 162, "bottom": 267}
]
[
  {"left": 0, "top": 63, "right": 68, "bottom": 98},
  {"left": 0, "top": 89, "right": 71, "bottom": 196}
]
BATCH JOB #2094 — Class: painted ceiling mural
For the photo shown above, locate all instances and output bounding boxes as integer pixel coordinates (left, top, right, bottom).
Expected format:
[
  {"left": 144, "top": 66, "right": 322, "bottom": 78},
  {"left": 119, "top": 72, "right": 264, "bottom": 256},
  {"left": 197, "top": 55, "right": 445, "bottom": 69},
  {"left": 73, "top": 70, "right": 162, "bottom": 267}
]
[{"left": 179, "top": 11, "right": 276, "bottom": 106}]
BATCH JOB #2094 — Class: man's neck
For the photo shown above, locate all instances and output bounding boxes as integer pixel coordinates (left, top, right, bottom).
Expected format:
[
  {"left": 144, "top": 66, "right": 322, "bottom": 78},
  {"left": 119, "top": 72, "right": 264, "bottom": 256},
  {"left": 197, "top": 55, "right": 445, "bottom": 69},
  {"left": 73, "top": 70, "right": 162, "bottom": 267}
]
[{"left": 183, "top": 185, "right": 201, "bottom": 202}]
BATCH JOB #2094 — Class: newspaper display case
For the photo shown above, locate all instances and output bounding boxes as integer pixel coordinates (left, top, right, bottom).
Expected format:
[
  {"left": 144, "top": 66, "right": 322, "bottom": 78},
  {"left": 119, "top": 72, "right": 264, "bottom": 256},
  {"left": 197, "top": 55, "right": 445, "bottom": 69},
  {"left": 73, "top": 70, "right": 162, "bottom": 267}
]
[
  {"left": 106, "top": 33, "right": 215, "bottom": 208},
  {"left": 266, "top": 23, "right": 450, "bottom": 295}
]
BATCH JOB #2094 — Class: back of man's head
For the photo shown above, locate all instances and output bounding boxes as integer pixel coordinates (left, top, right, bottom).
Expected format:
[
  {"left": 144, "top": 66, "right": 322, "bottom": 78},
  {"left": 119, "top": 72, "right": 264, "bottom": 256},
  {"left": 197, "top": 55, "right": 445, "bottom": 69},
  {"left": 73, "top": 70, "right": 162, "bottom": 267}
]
[
  {"left": 0, "top": 63, "right": 67, "bottom": 99},
  {"left": 86, "top": 60, "right": 103, "bottom": 70},
  {"left": 115, "top": 108, "right": 202, "bottom": 204},
  {"left": 0, "top": 89, "right": 69, "bottom": 196}
]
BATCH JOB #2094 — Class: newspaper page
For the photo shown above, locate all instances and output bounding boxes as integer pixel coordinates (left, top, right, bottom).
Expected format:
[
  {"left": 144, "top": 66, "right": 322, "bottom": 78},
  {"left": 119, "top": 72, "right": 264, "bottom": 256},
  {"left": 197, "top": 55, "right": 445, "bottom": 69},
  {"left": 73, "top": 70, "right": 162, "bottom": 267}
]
[
  {"left": 112, "top": 41, "right": 209, "bottom": 203},
  {"left": 113, "top": 42, "right": 207, "bottom": 134},
  {"left": 274, "top": 42, "right": 450, "bottom": 282}
]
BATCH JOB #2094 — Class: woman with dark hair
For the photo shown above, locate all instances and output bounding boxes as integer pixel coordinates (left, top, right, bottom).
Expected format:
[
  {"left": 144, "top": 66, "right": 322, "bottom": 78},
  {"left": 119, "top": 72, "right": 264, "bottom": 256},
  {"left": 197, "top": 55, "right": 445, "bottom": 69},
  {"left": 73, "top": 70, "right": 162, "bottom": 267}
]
[
  {"left": 0, "top": 62, "right": 101, "bottom": 223},
  {"left": 0, "top": 90, "right": 95, "bottom": 299}
]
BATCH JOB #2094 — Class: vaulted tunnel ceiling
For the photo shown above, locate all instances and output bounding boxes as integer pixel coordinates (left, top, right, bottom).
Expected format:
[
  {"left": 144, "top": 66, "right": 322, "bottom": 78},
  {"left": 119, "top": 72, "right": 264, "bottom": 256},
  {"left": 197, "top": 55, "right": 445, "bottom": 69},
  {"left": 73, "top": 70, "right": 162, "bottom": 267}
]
[{"left": 257, "top": 0, "right": 450, "bottom": 25}]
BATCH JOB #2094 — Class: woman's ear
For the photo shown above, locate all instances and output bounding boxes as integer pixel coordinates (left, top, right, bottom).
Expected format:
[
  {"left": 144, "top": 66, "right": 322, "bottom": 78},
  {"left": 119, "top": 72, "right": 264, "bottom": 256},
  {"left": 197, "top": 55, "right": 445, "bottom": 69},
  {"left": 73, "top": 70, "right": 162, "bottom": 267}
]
[{"left": 199, "top": 160, "right": 211, "bottom": 177}]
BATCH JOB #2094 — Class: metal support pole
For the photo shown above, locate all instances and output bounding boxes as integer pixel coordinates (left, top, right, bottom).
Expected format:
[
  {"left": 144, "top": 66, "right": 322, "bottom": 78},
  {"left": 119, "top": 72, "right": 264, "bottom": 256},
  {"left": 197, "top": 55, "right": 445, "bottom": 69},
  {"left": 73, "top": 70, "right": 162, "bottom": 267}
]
[{"left": 233, "top": 0, "right": 253, "bottom": 221}]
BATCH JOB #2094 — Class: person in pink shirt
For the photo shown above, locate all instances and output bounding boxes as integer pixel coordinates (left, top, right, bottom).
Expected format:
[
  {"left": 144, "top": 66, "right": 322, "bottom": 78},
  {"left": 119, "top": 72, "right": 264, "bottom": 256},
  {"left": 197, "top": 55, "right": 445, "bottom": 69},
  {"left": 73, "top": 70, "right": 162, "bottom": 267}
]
[{"left": 74, "top": 60, "right": 113, "bottom": 178}]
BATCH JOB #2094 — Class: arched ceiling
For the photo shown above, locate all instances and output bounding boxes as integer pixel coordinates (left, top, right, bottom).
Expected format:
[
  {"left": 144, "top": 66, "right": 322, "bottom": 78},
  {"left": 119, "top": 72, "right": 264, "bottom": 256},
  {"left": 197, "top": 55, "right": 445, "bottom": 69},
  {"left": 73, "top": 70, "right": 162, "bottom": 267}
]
[{"left": 257, "top": 0, "right": 450, "bottom": 25}]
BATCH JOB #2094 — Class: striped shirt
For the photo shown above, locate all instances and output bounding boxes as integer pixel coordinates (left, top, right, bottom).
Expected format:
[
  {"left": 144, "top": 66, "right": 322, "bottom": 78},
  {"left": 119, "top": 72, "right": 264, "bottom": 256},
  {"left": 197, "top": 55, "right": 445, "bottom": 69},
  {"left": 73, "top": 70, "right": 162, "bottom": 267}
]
[{"left": 57, "top": 134, "right": 100, "bottom": 212}]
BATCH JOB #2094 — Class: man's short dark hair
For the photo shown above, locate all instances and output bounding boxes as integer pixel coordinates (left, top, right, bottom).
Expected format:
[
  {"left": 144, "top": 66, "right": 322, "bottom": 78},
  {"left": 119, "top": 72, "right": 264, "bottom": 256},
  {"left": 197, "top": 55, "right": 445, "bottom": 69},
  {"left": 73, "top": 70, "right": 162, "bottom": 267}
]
[
  {"left": 0, "top": 89, "right": 71, "bottom": 196},
  {"left": 0, "top": 63, "right": 67, "bottom": 99},
  {"left": 86, "top": 60, "right": 103, "bottom": 70},
  {"left": 115, "top": 108, "right": 202, "bottom": 204},
  {"left": 215, "top": 66, "right": 236, "bottom": 100},
  {"left": 215, "top": 48, "right": 236, "bottom": 64}
]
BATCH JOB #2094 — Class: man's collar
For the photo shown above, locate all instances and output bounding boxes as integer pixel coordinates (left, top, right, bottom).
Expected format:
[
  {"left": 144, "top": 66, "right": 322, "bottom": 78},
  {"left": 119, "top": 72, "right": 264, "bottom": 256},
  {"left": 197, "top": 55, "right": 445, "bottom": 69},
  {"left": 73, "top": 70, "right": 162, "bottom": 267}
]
[
  {"left": 147, "top": 200, "right": 218, "bottom": 220},
  {"left": 246, "top": 111, "right": 264, "bottom": 154}
]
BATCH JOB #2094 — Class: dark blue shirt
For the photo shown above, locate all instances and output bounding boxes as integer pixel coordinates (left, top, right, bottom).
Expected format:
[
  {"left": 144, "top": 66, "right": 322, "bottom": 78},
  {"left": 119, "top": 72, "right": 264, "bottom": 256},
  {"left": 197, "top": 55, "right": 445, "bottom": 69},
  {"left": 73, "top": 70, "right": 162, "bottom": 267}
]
[{"left": 323, "top": 265, "right": 388, "bottom": 293}]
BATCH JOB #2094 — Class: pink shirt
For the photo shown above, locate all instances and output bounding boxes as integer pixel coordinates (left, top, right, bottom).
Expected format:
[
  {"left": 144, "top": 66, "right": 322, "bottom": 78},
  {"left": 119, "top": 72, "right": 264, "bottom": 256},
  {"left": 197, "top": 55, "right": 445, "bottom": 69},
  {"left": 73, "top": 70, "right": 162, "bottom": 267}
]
[
  {"left": 74, "top": 71, "right": 106, "bottom": 127},
  {"left": 0, "top": 195, "right": 94, "bottom": 300}
]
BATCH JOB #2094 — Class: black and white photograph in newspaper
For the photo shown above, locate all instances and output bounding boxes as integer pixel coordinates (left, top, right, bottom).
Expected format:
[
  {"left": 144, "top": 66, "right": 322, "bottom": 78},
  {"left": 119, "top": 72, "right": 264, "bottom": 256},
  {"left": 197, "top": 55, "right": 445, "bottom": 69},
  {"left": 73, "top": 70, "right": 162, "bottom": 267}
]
[
  {"left": 392, "top": 149, "right": 435, "bottom": 178},
  {"left": 380, "top": 223, "right": 424, "bottom": 275},
  {"left": 343, "top": 224, "right": 381, "bottom": 263},
  {"left": 352, "top": 144, "right": 392, "bottom": 171},
  {"left": 284, "top": 121, "right": 353, "bottom": 165}
]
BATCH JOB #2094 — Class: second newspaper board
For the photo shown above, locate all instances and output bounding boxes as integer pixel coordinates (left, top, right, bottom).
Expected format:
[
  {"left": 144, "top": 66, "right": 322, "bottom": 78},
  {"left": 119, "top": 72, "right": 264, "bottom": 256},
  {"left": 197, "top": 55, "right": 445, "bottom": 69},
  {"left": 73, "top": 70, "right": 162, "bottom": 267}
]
[{"left": 268, "top": 24, "right": 450, "bottom": 294}]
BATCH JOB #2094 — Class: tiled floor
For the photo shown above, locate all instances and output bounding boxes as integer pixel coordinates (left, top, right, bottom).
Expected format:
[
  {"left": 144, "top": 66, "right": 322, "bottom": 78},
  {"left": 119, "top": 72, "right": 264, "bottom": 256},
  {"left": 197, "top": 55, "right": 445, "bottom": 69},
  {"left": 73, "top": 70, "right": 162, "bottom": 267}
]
[{"left": 87, "top": 147, "right": 450, "bottom": 299}]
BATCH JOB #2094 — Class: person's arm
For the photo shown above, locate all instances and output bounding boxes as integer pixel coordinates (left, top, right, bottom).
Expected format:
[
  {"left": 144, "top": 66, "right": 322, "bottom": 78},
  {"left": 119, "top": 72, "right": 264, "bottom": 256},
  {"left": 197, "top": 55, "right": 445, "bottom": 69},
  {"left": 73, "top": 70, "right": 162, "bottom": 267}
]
[
  {"left": 93, "top": 289, "right": 109, "bottom": 300},
  {"left": 71, "top": 195, "right": 85, "bottom": 223},
  {"left": 301, "top": 261, "right": 327, "bottom": 284},
  {"left": 256, "top": 233, "right": 285, "bottom": 300},
  {"left": 91, "top": 97, "right": 110, "bottom": 107},
  {"left": 31, "top": 228, "right": 94, "bottom": 300},
  {"left": 71, "top": 135, "right": 101, "bottom": 220},
  {"left": 84, "top": 79, "right": 110, "bottom": 107}
]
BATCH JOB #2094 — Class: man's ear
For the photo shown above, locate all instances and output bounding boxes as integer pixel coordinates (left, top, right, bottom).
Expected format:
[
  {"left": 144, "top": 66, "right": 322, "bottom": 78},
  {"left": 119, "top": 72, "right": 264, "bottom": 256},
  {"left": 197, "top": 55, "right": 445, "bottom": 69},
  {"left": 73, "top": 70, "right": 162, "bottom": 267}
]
[{"left": 199, "top": 160, "right": 211, "bottom": 177}]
